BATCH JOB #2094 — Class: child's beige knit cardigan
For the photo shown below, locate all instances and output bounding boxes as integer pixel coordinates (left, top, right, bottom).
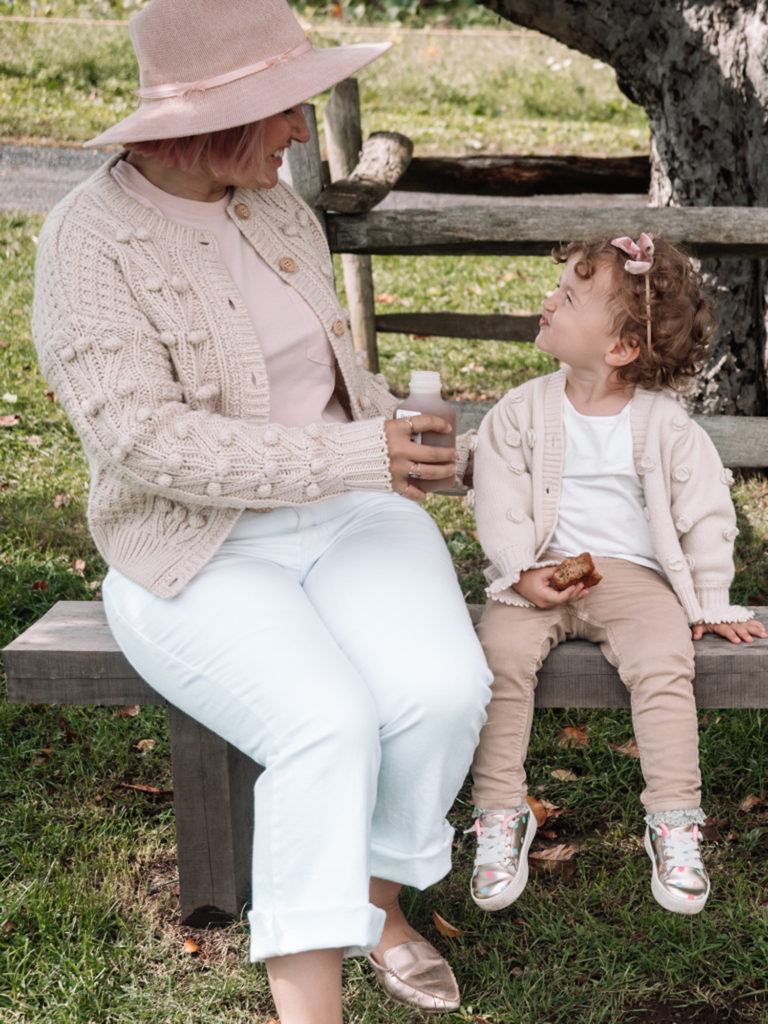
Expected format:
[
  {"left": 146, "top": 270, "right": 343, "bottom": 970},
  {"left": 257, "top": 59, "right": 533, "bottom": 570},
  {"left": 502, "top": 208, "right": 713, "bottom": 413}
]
[
  {"left": 473, "top": 370, "right": 752, "bottom": 626},
  {"left": 33, "top": 156, "right": 404, "bottom": 598}
]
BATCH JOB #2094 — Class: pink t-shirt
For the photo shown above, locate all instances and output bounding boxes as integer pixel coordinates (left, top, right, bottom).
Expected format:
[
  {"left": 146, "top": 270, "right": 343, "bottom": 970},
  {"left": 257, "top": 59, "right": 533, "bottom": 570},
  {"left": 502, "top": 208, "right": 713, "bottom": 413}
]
[{"left": 111, "top": 159, "right": 347, "bottom": 426}]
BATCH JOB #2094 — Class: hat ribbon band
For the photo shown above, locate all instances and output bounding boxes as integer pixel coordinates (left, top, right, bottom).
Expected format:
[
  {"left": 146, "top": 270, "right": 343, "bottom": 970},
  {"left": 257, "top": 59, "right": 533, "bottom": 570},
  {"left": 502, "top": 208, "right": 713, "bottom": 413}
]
[{"left": 137, "top": 39, "right": 313, "bottom": 102}]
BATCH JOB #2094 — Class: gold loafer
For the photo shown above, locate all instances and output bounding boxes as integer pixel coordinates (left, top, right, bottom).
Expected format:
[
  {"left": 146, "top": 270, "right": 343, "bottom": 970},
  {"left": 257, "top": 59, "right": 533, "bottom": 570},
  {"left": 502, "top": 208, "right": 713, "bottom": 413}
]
[{"left": 367, "top": 939, "right": 460, "bottom": 1013}]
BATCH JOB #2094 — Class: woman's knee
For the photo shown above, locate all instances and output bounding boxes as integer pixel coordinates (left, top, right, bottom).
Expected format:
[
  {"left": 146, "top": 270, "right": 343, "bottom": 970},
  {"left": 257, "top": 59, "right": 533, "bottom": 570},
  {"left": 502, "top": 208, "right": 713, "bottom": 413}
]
[{"left": 398, "top": 651, "right": 492, "bottom": 735}]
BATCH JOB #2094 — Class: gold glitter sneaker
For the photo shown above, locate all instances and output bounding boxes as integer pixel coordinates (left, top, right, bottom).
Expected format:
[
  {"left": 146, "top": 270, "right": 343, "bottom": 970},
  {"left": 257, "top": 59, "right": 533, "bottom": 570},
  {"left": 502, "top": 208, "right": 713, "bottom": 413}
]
[
  {"left": 469, "top": 806, "right": 537, "bottom": 912},
  {"left": 644, "top": 822, "right": 710, "bottom": 915}
]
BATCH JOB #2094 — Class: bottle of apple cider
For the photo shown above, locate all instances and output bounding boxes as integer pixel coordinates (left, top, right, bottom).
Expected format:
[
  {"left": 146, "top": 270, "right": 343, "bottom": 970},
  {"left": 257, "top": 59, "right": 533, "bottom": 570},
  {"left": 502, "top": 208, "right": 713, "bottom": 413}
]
[{"left": 396, "top": 370, "right": 457, "bottom": 492}]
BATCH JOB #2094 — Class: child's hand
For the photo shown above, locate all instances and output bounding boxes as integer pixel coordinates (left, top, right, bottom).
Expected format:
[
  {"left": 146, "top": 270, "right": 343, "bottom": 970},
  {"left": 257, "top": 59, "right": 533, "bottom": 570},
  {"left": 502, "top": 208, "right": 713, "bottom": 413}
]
[
  {"left": 513, "top": 566, "right": 590, "bottom": 609},
  {"left": 691, "top": 619, "right": 768, "bottom": 644}
]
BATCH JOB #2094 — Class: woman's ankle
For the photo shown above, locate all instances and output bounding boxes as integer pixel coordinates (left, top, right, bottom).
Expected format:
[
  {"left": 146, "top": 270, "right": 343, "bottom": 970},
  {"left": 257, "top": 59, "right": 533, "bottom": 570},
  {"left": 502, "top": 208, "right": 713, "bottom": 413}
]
[{"left": 369, "top": 878, "right": 423, "bottom": 957}]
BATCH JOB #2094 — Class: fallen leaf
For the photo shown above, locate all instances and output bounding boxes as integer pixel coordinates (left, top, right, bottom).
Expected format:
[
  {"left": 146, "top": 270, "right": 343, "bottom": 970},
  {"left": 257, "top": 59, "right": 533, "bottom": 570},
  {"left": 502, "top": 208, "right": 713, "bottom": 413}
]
[
  {"left": 557, "top": 726, "right": 590, "bottom": 748},
  {"left": 182, "top": 939, "right": 201, "bottom": 955},
  {"left": 739, "top": 794, "right": 765, "bottom": 813},
  {"left": 0, "top": 414, "right": 20, "bottom": 427},
  {"left": 421, "top": 46, "right": 441, "bottom": 57},
  {"left": 550, "top": 768, "right": 579, "bottom": 781},
  {"left": 529, "top": 841, "right": 583, "bottom": 863},
  {"left": 432, "top": 910, "right": 462, "bottom": 937},
  {"left": 30, "top": 580, "right": 47, "bottom": 591},
  {"left": 116, "top": 782, "right": 173, "bottom": 798},
  {"left": 701, "top": 816, "right": 728, "bottom": 841},
  {"left": 53, "top": 492, "right": 72, "bottom": 507},
  {"left": 44, "top": 388, "right": 57, "bottom": 402},
  {"left": 539, "top": 798, "right": 563, "bottom": 819},
  {"left": 116, "top": 704, "right": 140, "bottom": 717},
  {"left": 135, "top": 738, "right": 156, "bottom": 753},
  {"left": 525, "top": 794, "right": 549, "bottom": 827},
  {"left": 375, "top": 293, "right": 396, "bottom": 304},
  {"left": 609, "top": 738, "right": 640, "bottom": 758}
]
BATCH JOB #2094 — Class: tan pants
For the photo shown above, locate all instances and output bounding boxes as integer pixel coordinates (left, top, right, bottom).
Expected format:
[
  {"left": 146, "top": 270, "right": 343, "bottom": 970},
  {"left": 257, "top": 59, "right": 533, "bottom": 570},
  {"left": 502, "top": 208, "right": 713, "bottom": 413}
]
[{"left": 471, "top": 557, "right": 700, "bottom": 815}]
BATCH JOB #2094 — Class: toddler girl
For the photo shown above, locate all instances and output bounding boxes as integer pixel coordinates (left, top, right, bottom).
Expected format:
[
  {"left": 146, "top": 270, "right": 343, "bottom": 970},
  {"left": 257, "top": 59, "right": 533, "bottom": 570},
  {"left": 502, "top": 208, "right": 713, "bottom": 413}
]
[{"left": 469, "top": 234, "right": 766, "bottom": 916}]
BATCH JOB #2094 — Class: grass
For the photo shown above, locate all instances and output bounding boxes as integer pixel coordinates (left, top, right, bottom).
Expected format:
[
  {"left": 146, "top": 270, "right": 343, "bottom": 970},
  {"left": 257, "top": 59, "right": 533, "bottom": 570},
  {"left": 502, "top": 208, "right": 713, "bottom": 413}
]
[{"left": 1, "top": 9, "right": 767, "bottom": 1024}]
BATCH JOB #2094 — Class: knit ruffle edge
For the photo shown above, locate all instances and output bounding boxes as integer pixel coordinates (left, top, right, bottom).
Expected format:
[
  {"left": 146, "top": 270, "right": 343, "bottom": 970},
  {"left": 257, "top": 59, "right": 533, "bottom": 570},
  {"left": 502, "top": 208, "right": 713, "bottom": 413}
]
[{"left": 694, "top": 605, "right": 756, "bottom": 625}]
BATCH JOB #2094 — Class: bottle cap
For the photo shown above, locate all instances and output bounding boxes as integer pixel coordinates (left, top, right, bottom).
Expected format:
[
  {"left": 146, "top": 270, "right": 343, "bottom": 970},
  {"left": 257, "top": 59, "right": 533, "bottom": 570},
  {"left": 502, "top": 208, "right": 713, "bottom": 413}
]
[{"left": 409, "top": 370, "right": 442, "bottom": 391}]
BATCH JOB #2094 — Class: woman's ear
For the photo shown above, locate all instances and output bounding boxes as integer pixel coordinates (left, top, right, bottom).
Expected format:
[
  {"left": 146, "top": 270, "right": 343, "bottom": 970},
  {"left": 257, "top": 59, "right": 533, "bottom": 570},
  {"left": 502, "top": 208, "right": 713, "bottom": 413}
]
[{"left": 605, "top": 337, "right": 641, "bottom": 367}]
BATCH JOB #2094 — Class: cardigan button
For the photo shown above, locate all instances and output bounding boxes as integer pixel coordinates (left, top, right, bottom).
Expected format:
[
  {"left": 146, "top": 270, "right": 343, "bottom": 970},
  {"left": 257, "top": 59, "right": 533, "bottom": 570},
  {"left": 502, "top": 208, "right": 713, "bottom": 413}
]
[
  {"left": 279, "top": 256, "right": 297, "bottom": 273},
  {"left": 234, "top": 202, "right": 251, "bottom": 220},
  {"left": 332, "top": 319, "right": 346, "bottom": 336}
]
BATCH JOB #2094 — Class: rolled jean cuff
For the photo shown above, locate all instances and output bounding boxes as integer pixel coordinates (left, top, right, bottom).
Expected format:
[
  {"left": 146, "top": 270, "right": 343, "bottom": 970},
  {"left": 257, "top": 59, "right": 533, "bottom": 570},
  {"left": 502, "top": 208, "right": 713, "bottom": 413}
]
[
  {"left": 248, "top": 904, "right": 386, "bottom": 962},
  {"left": 369, "top": 823, "right": 455, "bottom": 891}
]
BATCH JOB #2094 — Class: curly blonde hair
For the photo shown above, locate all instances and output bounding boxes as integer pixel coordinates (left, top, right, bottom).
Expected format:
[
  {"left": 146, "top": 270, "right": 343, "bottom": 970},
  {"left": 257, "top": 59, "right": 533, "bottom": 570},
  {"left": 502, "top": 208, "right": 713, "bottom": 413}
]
[{"left": 553, "top": 236, "right": 716, "bottom": 392}]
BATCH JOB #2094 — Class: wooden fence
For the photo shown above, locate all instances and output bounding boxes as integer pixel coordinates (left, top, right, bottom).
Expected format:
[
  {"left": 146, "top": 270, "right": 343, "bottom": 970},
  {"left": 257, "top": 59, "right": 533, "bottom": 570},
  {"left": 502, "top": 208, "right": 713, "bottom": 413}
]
[{"left": 281, "top": 79, "right": 768, "bottom": 391}]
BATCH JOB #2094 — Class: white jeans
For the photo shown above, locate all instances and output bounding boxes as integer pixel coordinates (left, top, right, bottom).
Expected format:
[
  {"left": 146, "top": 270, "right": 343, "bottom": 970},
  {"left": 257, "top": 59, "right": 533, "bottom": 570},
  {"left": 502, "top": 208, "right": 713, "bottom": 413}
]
[{"left": 102, "top": 492, "right": 491, "bottom": 961}]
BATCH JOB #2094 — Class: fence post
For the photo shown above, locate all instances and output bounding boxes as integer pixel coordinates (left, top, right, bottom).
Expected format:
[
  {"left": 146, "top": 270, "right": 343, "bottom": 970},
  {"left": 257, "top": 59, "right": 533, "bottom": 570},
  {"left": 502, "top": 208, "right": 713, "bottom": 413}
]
[{"left": 324, "top": 78, "right": 380, "bottom": 372}]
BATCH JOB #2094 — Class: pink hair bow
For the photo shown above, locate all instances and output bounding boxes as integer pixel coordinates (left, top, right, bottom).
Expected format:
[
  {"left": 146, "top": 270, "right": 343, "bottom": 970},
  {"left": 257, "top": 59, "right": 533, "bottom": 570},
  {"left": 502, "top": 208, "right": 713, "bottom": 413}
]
[{"left": 611, "top": 233, "right": 654, "bottom": 274}]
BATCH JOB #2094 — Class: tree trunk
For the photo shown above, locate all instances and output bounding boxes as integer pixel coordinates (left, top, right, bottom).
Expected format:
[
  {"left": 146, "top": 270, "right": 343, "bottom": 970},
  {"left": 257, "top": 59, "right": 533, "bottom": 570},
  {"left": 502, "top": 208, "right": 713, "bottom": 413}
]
[{"left": 476, "top": 0, "right": 768, "bottom": 414}]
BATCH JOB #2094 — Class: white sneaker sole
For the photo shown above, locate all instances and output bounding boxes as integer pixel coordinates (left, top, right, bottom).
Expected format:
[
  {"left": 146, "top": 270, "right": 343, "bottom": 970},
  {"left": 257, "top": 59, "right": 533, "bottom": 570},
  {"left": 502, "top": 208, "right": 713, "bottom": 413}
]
[
  {"left": 472, "top": 810, "right": 538, "bottom": 912},
  {"left": 644, "top": 828, "right": 710, "bottom": 915}
]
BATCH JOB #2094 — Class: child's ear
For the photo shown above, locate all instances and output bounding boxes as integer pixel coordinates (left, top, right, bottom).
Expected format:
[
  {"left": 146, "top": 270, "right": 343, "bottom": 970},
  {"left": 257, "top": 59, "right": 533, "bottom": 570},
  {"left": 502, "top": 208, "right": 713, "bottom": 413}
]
[{"left": 605, "top": 338, "right": 641, "bottom": 367}]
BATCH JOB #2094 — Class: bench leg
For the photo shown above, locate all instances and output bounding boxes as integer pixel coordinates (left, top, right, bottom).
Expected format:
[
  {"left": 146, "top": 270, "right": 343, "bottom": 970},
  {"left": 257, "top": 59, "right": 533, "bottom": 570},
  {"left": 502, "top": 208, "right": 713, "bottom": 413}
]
[{"left": 167, "top": 705, "right": 261, "bottom": 926}]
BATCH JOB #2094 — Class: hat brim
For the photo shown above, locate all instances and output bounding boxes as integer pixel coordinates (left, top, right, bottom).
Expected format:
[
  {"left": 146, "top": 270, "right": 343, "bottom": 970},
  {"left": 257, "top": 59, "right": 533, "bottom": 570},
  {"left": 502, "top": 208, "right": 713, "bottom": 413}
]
[{"left": 85, "top": 40, "right": 390, "bottom": 148}]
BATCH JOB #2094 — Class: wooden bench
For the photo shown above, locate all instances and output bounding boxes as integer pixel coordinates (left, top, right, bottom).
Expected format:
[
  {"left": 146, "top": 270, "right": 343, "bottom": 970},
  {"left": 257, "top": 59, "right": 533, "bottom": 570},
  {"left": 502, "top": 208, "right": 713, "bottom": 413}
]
[{"left": 4, "top": 593, "right": 767, "bottom": 925}]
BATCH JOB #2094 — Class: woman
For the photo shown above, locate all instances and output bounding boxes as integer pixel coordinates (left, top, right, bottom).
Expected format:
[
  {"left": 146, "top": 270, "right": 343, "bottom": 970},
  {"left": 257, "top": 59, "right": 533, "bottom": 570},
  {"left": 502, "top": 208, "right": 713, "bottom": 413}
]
[{"left": 31, "top": 1, "right": 492, "bottom": 1021}]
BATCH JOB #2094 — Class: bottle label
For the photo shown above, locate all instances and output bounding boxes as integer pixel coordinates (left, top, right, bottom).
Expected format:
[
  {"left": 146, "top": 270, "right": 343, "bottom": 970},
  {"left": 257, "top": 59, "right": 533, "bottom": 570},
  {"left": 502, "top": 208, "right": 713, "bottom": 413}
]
[{"left": 396, "top": 408, "right": 421, "bottom": 443}]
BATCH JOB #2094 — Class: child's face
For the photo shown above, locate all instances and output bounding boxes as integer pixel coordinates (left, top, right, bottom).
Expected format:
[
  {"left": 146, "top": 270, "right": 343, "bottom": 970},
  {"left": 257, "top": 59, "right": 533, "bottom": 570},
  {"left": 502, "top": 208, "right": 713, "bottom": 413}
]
[{"left": 536, "top": 257, "right": 621, "bottom": 372}]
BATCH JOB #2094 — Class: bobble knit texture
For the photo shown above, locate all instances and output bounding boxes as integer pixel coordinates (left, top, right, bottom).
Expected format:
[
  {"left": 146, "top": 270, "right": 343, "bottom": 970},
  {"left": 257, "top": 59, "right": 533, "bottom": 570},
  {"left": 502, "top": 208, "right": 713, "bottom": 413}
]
[
  {"left": 32, "top": 156, "right": 400, "bottom": 597},
  {"left": 473, "top": 370, "right": 752, "bottom": 626}
]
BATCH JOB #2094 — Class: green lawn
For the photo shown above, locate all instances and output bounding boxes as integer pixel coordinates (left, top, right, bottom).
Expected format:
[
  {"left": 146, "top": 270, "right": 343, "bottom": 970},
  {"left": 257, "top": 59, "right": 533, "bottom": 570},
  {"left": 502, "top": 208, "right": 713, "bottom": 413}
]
[{"left": 1, "top": 8, "right": 767, "bottom": 1024}]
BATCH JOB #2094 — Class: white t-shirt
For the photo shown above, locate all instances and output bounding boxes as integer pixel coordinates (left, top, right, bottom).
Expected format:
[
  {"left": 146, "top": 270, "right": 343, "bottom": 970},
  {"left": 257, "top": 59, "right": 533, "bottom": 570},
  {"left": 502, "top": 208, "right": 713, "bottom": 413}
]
[
  {"left": 111, "top": 159, "right": 347, "bottom": 427},
  {"left": 548, "top": 394, "right": 662, "bottom": 574}
]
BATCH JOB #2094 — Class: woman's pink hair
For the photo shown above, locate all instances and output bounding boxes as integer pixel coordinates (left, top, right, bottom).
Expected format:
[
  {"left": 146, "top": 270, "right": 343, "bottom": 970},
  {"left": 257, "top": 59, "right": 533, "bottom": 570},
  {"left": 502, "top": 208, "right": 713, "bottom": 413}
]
[{"left": 126, "top": 120, "right": 268, "bottom": 183}]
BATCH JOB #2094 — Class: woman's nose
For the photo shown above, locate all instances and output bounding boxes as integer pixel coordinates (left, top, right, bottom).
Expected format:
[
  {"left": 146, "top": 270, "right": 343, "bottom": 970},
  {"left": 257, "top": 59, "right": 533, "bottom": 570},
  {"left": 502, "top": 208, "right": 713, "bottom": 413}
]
[{"left": 290, "top": 107, "right": 310, "bottom": 144}]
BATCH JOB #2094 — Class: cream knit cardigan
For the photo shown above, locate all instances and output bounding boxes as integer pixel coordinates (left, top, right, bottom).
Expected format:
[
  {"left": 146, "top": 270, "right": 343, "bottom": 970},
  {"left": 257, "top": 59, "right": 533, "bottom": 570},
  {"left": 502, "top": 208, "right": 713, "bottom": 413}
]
[
  {"left": 472, "top": 370, "right": 751, "bottom": 625},
  {"left": 32, "top": 156, "right": 405, "bottom": 598}
]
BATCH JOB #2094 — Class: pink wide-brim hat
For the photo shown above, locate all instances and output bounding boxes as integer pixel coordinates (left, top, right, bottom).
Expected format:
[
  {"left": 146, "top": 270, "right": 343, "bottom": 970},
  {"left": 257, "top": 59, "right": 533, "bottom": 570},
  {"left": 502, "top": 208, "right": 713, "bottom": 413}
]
[{"left": 85, "top": 0, "right": 390, "bottom": 147}]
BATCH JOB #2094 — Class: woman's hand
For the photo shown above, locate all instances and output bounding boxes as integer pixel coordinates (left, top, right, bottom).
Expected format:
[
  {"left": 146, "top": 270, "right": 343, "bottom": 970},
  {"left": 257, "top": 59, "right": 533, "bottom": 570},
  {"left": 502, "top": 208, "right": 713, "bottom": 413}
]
[
  {"left": 384, "top": 414, "right": 456, "bottom": 502},
  {"left": 513, "top": 566, "right": 590, "bottom": 609}
]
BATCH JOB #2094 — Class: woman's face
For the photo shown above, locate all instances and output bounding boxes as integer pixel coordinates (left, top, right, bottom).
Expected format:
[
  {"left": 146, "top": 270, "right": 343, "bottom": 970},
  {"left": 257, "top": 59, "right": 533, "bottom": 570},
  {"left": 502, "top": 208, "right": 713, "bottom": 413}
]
[{"left": 235, "top": 106, "right": 311, "bottom": 190}]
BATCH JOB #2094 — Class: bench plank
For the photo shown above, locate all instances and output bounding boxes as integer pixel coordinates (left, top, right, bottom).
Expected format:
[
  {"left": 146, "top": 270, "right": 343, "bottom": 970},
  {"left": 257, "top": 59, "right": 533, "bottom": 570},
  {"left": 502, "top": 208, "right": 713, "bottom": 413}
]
[{"left": 6, "top": 601, "right": 767, "bottom": 711}]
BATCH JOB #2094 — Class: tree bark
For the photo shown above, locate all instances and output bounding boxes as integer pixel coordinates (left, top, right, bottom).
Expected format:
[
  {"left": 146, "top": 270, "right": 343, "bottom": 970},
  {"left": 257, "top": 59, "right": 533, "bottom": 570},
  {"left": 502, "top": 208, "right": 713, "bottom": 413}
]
[{"left": 475, "top": 0, "right": 768, "bottom": 414}]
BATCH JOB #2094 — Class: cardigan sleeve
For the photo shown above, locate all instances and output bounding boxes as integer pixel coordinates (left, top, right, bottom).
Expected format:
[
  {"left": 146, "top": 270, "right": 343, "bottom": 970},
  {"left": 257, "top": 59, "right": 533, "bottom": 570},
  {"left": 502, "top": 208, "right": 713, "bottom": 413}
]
[
  {"left": 32, "top": 200, "right": 394, "bottom": 512},
  {"left": 667, "top": 417, "right": 751, "bottom": 623}
]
